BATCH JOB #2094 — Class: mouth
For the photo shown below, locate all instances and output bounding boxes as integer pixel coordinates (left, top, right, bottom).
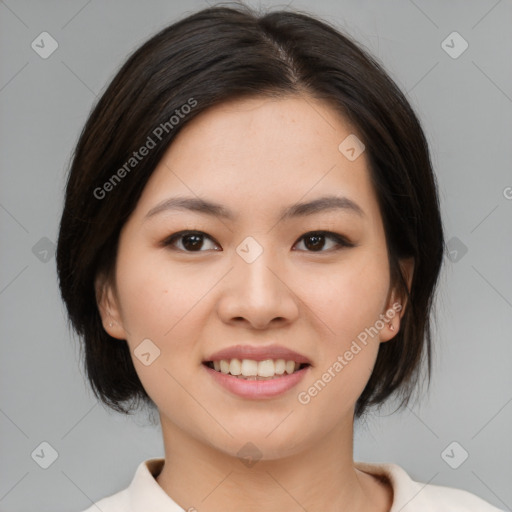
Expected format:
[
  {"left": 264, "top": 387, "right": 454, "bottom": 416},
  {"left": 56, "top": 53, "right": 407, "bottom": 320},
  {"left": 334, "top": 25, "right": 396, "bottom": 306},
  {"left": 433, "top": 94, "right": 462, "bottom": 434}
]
[{"left": 202, "top": 359, "right": 311, "bottom": 380}]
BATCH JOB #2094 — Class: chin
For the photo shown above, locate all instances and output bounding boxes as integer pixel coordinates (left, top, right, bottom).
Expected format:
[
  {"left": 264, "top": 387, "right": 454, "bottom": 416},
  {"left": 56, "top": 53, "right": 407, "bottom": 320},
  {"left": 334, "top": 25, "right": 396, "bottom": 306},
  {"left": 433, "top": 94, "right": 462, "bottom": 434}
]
[{"left": 207, "top": 425, "right": 313, "bottom": 463}]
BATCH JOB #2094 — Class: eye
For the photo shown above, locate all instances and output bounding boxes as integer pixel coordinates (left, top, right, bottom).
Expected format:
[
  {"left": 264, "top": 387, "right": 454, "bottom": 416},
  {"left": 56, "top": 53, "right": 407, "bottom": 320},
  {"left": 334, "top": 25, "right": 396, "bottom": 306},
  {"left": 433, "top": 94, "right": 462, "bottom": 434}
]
[
  {"left": 293, "top": 231, "right": 354, "bottom": 252},
  {"left": 162, "top": 230, "right": 354, "bottom": 253},
  {"left": 162, "top": 230, "right": 220, "bottom": 252}
]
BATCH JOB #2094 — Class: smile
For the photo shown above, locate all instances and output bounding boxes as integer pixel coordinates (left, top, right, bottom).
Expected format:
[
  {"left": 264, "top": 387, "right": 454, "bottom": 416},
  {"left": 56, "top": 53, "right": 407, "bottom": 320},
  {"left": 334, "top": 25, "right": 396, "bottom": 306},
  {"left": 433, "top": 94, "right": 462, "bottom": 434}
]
[
  {"left": 202, "top": 359, "right": 311, "bottom": 399},
  {"left": 203, "top": 358, "right": 310, "bottom": 380}
]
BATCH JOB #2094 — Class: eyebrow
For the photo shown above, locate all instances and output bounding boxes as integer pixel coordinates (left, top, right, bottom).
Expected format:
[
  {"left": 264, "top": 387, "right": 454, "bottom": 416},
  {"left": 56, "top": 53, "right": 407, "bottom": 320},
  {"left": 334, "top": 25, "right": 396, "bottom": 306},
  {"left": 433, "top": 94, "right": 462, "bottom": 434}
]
[{"left": 144, "top": 194, "right": 365, "bottom": 222}]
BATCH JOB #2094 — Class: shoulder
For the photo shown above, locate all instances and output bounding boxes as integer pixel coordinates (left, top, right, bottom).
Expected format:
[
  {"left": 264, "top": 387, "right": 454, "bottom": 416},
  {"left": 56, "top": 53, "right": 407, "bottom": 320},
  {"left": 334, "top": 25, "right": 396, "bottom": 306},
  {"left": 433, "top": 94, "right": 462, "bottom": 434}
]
[
  {"left": 78, "top": 488, "right": 130, "bottom": 512},
  {"left": 355, "top": 461, "right": 505, "bottom": 511},
  {"left": 76, "top": 457, "right": 172, "bottom": 512}
]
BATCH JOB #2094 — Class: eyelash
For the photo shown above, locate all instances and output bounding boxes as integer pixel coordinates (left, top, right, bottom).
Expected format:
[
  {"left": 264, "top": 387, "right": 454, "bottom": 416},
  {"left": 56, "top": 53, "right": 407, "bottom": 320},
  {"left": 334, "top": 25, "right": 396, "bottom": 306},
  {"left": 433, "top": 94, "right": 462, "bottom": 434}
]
[{"left": 161, "top": 230, "right": 355, "bottom": 253}]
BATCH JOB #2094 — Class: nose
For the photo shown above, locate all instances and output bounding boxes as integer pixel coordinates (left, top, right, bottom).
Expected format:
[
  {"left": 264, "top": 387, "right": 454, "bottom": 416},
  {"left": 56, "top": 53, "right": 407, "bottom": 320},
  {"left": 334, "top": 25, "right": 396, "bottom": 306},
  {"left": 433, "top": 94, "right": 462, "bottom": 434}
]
[{"left": 216, "top": 246, "right": 300, "bottom": 330}]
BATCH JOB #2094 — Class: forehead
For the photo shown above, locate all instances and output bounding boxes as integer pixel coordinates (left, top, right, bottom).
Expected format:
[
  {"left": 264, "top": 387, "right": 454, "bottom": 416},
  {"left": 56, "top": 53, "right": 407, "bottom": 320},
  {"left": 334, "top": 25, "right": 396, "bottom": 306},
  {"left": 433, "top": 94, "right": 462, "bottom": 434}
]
[{"left": 131, "top": 95, "right": 382, "bottom": 228}]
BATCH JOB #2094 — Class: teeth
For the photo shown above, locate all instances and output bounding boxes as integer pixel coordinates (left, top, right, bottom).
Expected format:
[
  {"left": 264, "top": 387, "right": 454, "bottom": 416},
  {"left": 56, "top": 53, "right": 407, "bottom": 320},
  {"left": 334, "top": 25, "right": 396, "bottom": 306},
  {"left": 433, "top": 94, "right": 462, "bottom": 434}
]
[
  {"left": 285, "top": 360, "right": 295, "bottom": 374},
  {"left": 274, "top": 359, "right": 285, "bottom": 375},
  {"left": 257, "top": 359, "right": 275, "bottom": 377},
  {"left": 209, "top": 358, "right": 305, "bottom": 378},
  {"left": 229, "top": 359, "right": 242, "bottom": 375}
]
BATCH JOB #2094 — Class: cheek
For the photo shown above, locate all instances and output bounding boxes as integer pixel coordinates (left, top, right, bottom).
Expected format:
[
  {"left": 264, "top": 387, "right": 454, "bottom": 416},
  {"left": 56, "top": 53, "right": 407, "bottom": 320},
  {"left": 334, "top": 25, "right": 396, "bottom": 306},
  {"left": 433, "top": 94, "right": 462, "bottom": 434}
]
[
  {"left": 294, "top": 251, "right": 389, "bottom": 404},
  {"left": 115, "top": 247, "right": 209, "bottom": 339},
  {"left": 298, "top": 251, "right": 390, "bottom": 339},
  {"left": 112, "top": 250, "right": 209, "bottom": 411}
]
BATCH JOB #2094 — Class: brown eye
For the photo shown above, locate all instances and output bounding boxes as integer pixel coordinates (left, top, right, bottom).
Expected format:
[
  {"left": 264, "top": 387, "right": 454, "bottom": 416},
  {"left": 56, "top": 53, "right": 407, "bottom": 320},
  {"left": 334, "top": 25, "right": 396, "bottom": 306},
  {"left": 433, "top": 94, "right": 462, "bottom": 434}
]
[
  {"left": 163, "top": 231, "right": 219, "bottom": 252},
  {"left": 294, "top": 231, "right": 354, "bottom": 252}
]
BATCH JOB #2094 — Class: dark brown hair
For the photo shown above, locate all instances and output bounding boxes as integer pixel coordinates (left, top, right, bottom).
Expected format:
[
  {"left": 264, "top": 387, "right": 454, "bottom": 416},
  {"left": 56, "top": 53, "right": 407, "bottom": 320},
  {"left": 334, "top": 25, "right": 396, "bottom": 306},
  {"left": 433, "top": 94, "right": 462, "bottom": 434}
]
[{"left": 56, "top": 3, "right": 446, "bottom": 419}]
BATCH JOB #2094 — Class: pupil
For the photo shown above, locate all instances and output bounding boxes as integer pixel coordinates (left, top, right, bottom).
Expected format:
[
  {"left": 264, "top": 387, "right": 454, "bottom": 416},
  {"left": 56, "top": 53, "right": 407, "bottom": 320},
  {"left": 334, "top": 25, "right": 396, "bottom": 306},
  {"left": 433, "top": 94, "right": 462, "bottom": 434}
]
[
  {"left": 305, "top": 234, "right": 324, "bottom": 251},
  {"left": 183, "top": 234, "right": 203, "bottom": 250}
]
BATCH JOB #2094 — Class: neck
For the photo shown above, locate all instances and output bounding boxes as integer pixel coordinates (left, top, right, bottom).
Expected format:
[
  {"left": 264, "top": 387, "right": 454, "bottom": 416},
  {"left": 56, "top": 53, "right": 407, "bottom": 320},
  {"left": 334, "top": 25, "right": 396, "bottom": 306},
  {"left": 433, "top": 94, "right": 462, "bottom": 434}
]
[{"left": 155, "top": 414, "right": 392, "bottom": 512}]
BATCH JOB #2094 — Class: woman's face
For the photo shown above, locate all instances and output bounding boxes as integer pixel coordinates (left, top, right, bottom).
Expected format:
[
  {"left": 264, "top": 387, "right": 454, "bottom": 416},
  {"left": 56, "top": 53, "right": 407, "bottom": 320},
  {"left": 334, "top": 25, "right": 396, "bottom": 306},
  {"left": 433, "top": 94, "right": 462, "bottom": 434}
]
[{"left": 99, "top": 95, "right": 410, "bottom": 459}]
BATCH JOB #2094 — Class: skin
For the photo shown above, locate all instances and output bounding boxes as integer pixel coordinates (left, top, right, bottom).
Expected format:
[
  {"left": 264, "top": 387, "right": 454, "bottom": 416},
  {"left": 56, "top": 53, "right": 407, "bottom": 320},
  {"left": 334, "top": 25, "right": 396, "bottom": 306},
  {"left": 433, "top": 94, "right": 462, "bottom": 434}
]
[{"left": 97, "top": 94, "right": 414, "bottom": 512}]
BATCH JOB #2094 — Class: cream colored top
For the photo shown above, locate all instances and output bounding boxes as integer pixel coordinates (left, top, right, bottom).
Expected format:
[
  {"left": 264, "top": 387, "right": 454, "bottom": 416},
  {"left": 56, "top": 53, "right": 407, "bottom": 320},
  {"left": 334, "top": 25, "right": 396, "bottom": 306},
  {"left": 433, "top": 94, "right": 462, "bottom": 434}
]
[{"left": 80, "top": 458, "right": 504, "bottom": 511}]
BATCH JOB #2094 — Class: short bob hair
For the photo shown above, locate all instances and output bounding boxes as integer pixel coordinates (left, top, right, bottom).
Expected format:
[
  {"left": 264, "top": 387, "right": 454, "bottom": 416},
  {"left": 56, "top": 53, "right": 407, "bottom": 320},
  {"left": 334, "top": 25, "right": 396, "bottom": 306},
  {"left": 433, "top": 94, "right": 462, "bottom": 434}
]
[{"left": 56, "top": 3, "right": 445, "bottom": 419}]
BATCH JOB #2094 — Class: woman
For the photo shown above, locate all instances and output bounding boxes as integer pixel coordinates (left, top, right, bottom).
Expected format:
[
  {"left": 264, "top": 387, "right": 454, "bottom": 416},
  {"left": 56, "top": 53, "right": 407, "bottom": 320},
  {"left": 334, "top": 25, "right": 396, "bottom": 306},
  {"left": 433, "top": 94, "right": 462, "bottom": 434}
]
[{"left": 56, "top": 4, "right": 503, "bottom": 511}]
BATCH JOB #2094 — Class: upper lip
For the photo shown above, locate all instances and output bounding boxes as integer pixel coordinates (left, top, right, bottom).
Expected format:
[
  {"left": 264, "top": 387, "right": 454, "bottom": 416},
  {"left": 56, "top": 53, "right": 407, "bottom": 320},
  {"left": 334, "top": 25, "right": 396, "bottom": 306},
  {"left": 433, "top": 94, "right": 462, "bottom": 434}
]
[{"left": 204, "top": 345, "right": 312, "bottom": 364}]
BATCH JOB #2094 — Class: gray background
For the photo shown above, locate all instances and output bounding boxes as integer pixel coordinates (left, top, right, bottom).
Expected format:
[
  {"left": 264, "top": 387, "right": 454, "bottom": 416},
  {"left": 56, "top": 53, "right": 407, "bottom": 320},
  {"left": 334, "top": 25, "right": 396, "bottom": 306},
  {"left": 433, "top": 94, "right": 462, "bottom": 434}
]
[{"left": 1, "top": 0, "right": 511, "bottom": 510}]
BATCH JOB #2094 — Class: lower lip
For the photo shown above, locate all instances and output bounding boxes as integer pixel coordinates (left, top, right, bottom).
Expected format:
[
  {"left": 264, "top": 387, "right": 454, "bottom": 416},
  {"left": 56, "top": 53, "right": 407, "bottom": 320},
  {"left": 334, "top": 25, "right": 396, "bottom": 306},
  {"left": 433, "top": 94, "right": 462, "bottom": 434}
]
[{"left": 202, "top": 363, "right": 310, "bottom": 399}]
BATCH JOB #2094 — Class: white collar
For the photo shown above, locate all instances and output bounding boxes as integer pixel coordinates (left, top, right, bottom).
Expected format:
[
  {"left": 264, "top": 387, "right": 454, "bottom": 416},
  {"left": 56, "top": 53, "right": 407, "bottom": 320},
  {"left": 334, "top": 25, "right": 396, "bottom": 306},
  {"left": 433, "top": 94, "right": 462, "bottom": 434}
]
[{"left": 123, "top": 457, "right": 499, "bottom": 511}]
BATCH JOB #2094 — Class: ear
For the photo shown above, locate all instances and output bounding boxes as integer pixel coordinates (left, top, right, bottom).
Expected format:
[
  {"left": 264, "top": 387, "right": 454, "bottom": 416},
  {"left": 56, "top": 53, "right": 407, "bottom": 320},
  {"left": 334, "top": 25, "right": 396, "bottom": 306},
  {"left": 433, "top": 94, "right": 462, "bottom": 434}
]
[
  {"left": 380, "top": 257, "right": 414, "bottom": 342},
  {"left": 95, "top": 272, "right": 128, "bottom": 340}
]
